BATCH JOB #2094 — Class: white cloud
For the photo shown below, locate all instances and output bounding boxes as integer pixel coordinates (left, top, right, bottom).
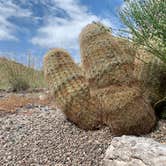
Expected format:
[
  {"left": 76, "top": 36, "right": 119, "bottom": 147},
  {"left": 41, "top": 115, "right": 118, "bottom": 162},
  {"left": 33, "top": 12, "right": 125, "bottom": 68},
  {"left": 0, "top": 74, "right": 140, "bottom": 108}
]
[
  {"left": 31, "top": 0, "right": 112, "bottom": 53},
  {"left": 0, "top": 0, "right": 32, "bottom": 40},
  {"left": 0, "top": 0, "right": 122, "bottom": 62}
]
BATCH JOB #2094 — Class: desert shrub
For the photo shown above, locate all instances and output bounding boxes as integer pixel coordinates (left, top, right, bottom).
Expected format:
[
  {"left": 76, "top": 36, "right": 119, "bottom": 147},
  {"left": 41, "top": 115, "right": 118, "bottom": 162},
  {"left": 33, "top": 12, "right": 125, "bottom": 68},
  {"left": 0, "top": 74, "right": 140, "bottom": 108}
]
[
  {"left": 0, "top": 57, "right": 46, "bottom": 91},
  {"left": 0, "top": 58, "right": 30, "bottom": 91},
  {"left": 8, "top": 77, "right": 30, "bottom": 92},
  {"left": 119, "top": 0, "right": 166, "bottom": 63}
]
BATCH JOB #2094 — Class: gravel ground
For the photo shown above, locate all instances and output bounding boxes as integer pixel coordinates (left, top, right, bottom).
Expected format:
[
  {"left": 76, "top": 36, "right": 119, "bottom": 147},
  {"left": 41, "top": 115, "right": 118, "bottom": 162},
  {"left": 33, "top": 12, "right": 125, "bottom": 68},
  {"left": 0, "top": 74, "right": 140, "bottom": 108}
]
[
  {"left": 0, "top": 107, "right": 112, "bottom": 166},
  {"left": 0, "top": 93, "right": 166, "bottom": 166}
]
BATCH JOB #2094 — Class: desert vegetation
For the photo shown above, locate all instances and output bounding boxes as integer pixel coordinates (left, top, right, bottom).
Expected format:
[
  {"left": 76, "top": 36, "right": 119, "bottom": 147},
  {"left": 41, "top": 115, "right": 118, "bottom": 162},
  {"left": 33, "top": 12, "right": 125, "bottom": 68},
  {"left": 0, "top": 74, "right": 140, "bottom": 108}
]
[
  {"left": 120, "top": 0, "right": 166, "bottom": 63},
  {"left": 0, "top": 57, "right": 46, "bottom": 91},
  {"left": 44, "top": 23, "right": 156, "bottom": 136},
  {"left": 0, "top": 0, "right": 165, "bottom": 165},
  {"left": 120, "top": 0, "right": 166, "bottom": 118}
]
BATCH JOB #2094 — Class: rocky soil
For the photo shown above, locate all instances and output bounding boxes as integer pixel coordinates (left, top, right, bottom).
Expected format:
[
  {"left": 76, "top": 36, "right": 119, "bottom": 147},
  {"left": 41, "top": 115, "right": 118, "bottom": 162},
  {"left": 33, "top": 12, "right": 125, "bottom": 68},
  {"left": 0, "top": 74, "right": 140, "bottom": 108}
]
[{"left": 0, "top": 91, "right": 165, "bottom": 166}]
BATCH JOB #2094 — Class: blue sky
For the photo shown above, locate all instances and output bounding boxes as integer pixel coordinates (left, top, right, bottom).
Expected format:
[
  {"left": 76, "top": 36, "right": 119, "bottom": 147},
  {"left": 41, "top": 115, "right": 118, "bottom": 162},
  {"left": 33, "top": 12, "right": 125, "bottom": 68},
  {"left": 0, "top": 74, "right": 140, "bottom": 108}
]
[{"left": 0, "top": 0, "right": 124, "bottom": 68}]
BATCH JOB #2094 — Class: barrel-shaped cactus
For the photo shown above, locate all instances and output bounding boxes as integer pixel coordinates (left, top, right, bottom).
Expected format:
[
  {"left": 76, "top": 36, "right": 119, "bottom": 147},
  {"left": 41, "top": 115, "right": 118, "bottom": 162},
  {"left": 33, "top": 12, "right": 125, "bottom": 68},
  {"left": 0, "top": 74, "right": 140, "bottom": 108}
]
[
  {"left": 91, "top": 85, "right": 156, "bottom": 135},
  {"left": 79, "top": 22, "right": 135, "bottom": 89},
  {"left": 79, "top": 22, "right": 156, "bottom": 135},
  {"left": 44, "top": 48, "right": 100, "bottom": 129}
]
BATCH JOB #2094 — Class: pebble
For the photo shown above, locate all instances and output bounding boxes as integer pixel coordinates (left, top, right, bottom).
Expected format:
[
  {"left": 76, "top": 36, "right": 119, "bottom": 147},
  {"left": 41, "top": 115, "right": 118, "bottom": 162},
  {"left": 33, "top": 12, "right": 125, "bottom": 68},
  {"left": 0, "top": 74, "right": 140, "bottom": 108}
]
[{"left": 25, "top": 104, "right": 34, "bottom": 109}]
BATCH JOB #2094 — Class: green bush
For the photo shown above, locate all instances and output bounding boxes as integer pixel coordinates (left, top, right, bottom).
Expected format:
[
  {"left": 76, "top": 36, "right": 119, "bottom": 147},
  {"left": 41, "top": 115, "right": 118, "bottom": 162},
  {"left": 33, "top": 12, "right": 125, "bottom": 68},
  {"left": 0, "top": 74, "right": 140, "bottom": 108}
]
[{"left": 119, "top": 0, "right": 166, "bottom": 63}]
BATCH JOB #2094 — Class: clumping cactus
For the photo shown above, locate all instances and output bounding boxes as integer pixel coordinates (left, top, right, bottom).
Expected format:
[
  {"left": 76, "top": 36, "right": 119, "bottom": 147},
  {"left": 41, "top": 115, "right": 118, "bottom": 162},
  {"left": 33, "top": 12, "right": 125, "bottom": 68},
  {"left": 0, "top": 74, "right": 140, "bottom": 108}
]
[
  {"left": 79, "top": 22, "right": 156, "bottom": 135},
  {"left": 43, "top": 22, "right": 156, "bottom": 136},
  {"left": 134, "top": 49, "right": 166, "bottom": 104},
  {"left": 44, "top": 48, "right": 100, "bottom": 129}
]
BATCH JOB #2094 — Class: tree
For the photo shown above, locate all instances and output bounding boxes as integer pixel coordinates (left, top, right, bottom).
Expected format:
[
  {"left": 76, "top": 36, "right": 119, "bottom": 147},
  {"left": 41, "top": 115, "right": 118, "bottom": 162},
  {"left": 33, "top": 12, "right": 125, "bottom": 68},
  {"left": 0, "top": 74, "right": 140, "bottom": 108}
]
[{"left": 119, "top": 0, "right": 166, "bottom": 63}]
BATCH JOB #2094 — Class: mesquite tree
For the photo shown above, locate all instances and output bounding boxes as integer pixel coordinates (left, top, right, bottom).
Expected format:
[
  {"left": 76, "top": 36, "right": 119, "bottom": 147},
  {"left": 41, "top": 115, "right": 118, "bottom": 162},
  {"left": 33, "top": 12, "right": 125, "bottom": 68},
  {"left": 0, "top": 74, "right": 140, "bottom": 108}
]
[{"left": 119, "top": 0, "right": 166, "bottom": 63}]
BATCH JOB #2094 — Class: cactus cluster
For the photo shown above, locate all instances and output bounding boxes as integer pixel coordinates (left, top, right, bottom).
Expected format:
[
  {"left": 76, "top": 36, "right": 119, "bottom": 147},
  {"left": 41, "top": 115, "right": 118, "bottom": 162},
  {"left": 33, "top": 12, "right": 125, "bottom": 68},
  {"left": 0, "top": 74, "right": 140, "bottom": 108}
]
[
  {"left": 134, "top": 49, "right": 166, "bottom": 104},
  {"left": 44, "top": 22, "right": 156, "bottom": 136}
]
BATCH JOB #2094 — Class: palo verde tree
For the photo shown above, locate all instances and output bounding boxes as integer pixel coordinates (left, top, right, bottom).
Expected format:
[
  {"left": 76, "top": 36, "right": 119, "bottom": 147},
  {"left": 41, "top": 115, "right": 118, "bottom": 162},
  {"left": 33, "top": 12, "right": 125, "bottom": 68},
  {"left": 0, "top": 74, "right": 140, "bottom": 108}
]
[{"left": 119, "top": 0, "right": 166, "bottom": 63}]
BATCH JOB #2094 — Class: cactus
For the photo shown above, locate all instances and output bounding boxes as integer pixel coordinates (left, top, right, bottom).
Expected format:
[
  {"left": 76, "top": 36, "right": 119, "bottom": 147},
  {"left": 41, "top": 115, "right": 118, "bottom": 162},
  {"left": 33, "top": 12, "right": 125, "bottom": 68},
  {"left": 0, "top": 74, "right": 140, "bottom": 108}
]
[
  {"left": 44, "top": 48, "right": 100, "bottom": 129},
  {"left": 134, "top": 49, "right": 166, "bottom": 104},
  {"left": 43, "top": 22, "right": 156, "bottom": 136},
  {"left": 79, "top": 22, "right": 135, "bottom": 89},
  {"left": 91, "top": 85, "right": 156, "bottom": 135},
  {"left": 79, "top": 22, "right": 156, "bottom": 135}
]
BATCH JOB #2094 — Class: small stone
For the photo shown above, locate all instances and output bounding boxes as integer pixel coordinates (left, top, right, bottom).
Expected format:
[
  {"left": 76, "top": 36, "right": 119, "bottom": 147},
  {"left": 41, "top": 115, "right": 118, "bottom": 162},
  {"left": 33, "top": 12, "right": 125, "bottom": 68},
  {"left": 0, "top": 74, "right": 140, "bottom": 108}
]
[
  {"left": 7, "top": 155, "right": 12, "bottom": 160},
  {"left": 25, "top": 104, "right": 34, "bottom": 109},
  {"left": 39, "top": 94, "right": 48, "bottom": 101}
]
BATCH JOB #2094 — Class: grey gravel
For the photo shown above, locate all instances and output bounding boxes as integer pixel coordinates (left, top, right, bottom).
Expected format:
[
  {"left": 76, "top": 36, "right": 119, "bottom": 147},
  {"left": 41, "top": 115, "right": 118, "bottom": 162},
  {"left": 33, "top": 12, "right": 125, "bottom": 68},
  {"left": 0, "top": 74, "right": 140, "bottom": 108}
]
[{"left": 0, "top": 107, "right": 112, "bottom": 166}]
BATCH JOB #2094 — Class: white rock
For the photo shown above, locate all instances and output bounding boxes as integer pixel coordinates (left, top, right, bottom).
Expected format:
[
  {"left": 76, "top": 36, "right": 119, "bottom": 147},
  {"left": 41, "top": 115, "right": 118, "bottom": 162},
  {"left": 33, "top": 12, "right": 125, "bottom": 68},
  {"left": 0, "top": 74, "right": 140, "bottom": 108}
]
[{"left": 104, "top": 135, "right": 166, "bottom": 166}]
